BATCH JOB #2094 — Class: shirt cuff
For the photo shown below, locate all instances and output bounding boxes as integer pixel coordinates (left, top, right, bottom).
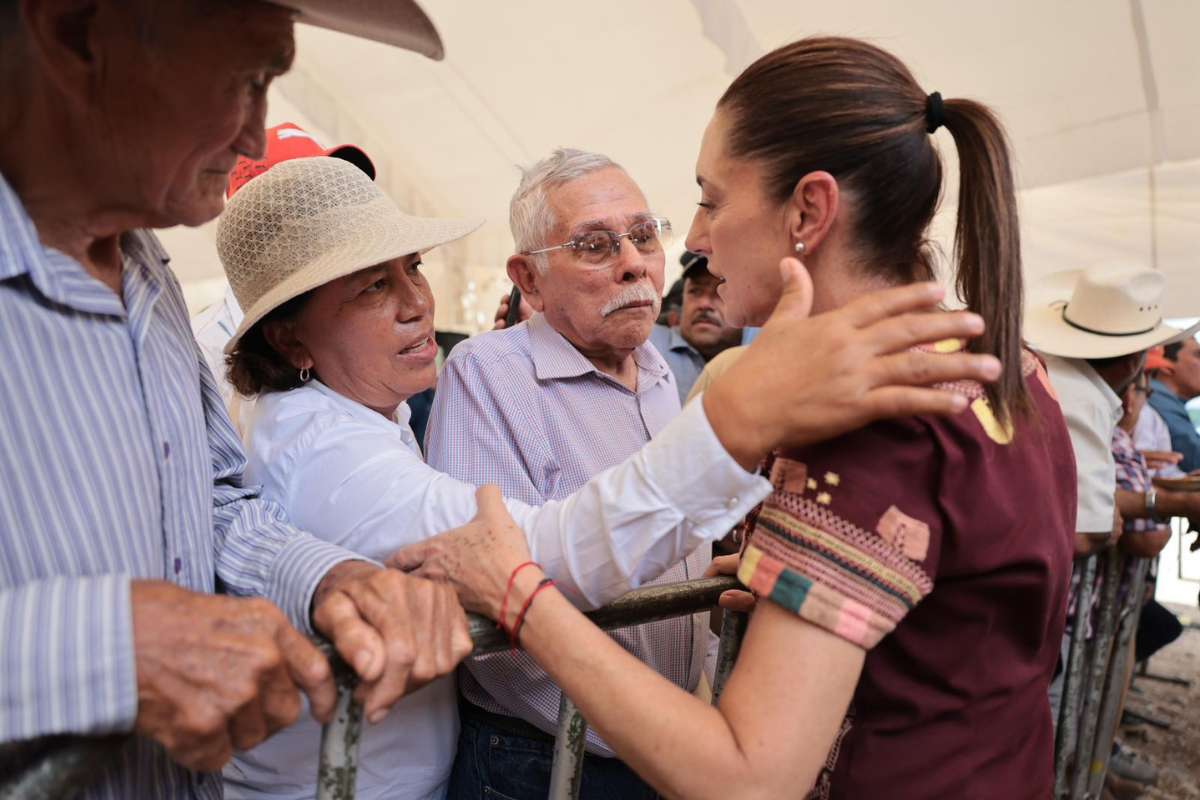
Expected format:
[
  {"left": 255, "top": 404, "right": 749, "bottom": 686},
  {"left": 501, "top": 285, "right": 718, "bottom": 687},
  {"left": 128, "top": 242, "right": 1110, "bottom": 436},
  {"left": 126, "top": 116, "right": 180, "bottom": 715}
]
[
  {"left": 1, "top": 575, "right": 137, "bottom": 740},
  {"left": 645, "top": 393, "right": 772, "bottom": 537},
  {"left": 267, "top": 535, "right": 374, "bottom": 635}
]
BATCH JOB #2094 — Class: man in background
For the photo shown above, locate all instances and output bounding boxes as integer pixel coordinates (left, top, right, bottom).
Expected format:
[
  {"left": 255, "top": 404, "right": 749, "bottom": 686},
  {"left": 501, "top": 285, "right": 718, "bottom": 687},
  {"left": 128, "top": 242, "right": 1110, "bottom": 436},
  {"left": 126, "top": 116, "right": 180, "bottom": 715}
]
[{"left": 649, "top": 251, "right": 743, "bottom": 402}]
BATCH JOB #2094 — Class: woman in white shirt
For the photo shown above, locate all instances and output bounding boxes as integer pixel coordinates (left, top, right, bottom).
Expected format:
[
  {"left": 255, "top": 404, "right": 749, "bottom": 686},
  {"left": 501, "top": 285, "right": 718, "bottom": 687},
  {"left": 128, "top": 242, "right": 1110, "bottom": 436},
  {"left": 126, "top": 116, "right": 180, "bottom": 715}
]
[{"left": 213, "top": 156, "right": 1000, "bottom": 799}]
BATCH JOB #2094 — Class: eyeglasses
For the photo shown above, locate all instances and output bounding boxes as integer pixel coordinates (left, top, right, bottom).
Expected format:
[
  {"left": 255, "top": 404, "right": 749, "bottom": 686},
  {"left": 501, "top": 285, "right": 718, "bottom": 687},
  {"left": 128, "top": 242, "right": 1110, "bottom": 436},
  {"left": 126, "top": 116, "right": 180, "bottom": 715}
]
[
  {"left": 1135, "top": 385, "right": 1155, "bottom": 398},
  {"left": 524, "top": 218, "right": 673, "bottom": 268}
]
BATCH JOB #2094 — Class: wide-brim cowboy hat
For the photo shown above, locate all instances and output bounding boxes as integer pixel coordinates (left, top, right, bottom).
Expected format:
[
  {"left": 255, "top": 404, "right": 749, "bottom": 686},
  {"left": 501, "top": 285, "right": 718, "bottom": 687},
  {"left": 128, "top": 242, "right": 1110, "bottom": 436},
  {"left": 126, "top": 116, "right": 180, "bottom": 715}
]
[
  {"left": 218, "top": 157, "right": 483, "bottom": 354},
  {"left": 1025, "top": 263, "right": 1200, "bottom": 360},
  {"left": 268, "top": 0, "right": 444, "bottom": 59}
]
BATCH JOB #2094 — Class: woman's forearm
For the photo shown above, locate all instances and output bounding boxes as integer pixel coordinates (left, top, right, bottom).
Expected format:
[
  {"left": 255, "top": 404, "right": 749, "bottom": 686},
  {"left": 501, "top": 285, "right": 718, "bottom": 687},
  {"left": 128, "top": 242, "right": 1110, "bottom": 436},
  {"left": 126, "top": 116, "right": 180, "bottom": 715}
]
[{"left": 506, "top": 569, "right": 864, "bottom": 800}]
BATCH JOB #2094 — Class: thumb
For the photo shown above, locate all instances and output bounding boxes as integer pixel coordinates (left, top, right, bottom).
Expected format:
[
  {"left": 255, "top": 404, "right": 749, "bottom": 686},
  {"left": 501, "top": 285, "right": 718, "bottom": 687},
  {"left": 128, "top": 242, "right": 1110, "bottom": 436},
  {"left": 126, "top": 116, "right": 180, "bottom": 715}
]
[
  {"left": 385, "top": 541, "right": 428, "bottom": 572},
  {"left": 474, "top": 484, "right": 508, "bottom": 519},
  {"left": 769, "top": 256, "right": 814, "bottom": 322}
]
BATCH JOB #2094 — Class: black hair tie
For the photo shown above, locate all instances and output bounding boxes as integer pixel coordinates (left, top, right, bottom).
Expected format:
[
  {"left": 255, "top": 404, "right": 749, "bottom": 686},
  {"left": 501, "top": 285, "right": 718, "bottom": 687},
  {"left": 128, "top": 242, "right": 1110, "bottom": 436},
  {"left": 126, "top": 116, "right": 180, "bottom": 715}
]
[{"left": 926, "top": 91, "right": 944, "bottom": 134}]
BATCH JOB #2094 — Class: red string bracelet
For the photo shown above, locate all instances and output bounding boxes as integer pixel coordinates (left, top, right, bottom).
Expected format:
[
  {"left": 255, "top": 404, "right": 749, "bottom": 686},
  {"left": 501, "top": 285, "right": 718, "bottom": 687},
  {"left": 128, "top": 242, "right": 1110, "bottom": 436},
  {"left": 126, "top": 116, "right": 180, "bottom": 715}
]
[
  {"left": 498, "top": 561, "right": 539, "bottom": 636},
  {"left": 510, "top": 578, "right": 576, "bottom": 651}
]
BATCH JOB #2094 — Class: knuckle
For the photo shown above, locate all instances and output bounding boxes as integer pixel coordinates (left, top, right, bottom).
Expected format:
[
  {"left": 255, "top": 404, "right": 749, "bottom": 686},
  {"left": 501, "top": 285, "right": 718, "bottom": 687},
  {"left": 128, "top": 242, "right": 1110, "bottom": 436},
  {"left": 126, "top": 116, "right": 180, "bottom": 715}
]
[
  {"left": 181, "top": 704, "right": 227, "bottom": 739},
  {"left": 269, "top": 690, "right": 303, "bottom": 732}
]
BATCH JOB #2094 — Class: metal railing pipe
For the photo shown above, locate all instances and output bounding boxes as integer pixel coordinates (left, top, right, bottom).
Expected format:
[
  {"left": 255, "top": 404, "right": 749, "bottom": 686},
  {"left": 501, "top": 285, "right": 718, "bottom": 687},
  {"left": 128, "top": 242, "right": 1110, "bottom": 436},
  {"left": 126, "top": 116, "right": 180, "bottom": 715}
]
[
  {"left": 1054, "top": 553, "right": 1098, "bottom": 797},
  {"left": 1, "top": 576, "right": 743, "bottom": 800}
]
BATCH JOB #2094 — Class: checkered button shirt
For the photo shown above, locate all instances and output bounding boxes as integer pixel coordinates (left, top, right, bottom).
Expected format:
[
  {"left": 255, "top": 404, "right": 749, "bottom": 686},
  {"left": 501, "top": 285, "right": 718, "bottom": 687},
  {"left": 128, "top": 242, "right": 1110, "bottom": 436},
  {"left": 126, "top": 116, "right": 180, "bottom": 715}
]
[{"left": 425, "top": 312, "right": 711, "bottom": 757}]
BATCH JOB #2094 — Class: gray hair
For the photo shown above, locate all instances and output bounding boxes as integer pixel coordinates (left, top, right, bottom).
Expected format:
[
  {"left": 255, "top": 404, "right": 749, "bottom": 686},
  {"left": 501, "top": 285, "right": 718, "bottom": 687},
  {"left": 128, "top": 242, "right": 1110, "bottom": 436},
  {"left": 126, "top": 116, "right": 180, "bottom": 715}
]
[{"left": 510, "top": 148, "right": 624, "bottom": 274}]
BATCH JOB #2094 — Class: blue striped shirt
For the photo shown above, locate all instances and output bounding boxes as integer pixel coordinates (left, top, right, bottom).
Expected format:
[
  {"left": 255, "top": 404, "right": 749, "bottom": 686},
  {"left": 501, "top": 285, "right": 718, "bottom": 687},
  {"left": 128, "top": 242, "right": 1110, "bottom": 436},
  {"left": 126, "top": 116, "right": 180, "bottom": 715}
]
[{"left": 0, "top": 170, "right": 356, "bottom": 799}]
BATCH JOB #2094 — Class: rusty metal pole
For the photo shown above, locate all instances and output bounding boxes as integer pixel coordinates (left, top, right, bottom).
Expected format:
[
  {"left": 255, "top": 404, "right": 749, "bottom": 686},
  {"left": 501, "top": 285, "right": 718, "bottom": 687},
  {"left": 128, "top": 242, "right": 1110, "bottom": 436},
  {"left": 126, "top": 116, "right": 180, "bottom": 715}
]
[
  {"left": 316, "top": 645, "right": 364, "bottom": 800},
  {"left": 1085, "top": 557, "right": 1149, "bottom": 798},
  {"left": 547, "top": 695, "right": 587, "bottom": 800},
  {"left": 1070, "top": 550, "right": 1121, "bottom": 800},
  {"left": 1054, "top": 554, "right": 1097, "bottom": 798},
  {"left": 712, "top": 609, "right": 749, "bottom": 704}
]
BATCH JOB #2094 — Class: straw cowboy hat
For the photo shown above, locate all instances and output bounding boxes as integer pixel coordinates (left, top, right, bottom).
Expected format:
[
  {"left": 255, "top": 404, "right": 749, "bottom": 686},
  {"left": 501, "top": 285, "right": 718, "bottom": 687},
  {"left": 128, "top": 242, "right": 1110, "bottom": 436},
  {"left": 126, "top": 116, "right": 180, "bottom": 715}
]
[
  {"left": 1024, "top": 263, "right": 1200, "bottom": 359},
  {"left": 218, "top": 157, "right": 483, "bottom": 354},
  {"left": 269, "top": 0, "right": 445, "bottom": 59}
]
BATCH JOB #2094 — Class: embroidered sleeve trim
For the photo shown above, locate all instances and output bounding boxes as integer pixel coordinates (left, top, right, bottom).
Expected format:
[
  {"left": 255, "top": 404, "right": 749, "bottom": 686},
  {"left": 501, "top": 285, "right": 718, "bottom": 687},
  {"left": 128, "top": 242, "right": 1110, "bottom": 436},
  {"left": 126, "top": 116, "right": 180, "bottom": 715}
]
[{"left": 739, "top": 491, "right": 934, "bottom": 650}]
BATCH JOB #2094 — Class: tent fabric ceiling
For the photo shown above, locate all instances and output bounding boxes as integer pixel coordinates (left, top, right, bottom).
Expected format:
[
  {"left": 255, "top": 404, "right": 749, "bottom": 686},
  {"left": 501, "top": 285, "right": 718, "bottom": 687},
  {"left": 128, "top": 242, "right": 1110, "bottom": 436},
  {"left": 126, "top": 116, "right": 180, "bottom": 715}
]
[{"left": 160, "top": 0, "right": 1200, "bottom": 330}]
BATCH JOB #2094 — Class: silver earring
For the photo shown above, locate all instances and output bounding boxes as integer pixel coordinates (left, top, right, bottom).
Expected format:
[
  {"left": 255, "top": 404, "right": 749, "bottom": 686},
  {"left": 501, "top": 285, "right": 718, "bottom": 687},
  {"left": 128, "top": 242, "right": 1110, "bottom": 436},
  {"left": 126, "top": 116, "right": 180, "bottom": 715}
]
[
  {"left": 299, "top": 367, "right": 311, "bottom": 383},
  {"left": 794, "top": 242, "right": 806, "bottom": 254}
]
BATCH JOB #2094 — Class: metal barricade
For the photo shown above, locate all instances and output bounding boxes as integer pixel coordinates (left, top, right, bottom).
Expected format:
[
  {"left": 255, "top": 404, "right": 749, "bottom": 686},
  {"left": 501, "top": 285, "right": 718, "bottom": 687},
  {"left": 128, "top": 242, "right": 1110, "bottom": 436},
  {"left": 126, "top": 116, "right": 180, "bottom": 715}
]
[
  {"left": 1084, "top": 557, "right": 1149, "bottom": 798},
  {"left": 0, "top": 576, "right": 747, "bottom": 800},
  {"left": 1054, "top": 553, "right": 1098, "bottom": 797},
  {"left": 1052, "top": 551, "right": 1155, "bottom": 800},
  {"left": 1069, "top": 550, "right": 1122, "bottom": 800}
]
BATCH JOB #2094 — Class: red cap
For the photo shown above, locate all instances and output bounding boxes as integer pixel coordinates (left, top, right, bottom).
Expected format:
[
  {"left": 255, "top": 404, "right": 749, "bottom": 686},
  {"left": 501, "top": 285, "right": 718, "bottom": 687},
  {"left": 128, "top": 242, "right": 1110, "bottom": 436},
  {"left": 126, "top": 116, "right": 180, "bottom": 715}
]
[
  {"left": 1146, "top": 345, "right": 1170, "bottom": 372},
  {"left": 227, "top": 123, "right": 376, "bottom": 198}
]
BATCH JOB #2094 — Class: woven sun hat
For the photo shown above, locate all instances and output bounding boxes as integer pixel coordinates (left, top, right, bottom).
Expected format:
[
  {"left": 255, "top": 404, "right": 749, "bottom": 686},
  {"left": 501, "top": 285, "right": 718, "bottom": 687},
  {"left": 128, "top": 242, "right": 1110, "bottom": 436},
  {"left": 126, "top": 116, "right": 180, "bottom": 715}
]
[
  {"left": 218, "top": 157, "right": 483, "bottom": 355},
  {"left": 267, "top": 0, "right": 445, "bottom": 59},
  {"left": 1024, "top": 262, "right": 1200, "bottom": 360}
]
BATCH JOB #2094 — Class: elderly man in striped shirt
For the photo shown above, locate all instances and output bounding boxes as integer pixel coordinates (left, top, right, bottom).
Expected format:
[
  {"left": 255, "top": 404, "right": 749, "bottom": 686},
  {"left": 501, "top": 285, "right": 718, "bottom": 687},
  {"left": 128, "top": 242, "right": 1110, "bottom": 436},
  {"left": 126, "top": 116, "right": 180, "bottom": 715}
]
[
  {"left": 0, "top": 2, "right": 473, "bottom": 797},
  {"left": 426, "top": 149, "right": 720, "bottom": 799}
]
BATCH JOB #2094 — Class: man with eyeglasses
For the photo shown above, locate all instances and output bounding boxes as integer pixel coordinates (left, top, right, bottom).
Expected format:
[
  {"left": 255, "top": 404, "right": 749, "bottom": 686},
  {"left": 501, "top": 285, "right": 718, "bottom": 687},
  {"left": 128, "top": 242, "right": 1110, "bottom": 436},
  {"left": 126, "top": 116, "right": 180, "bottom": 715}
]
[{"left": 425, "top": 148, "right": 702, "bottom": 798}]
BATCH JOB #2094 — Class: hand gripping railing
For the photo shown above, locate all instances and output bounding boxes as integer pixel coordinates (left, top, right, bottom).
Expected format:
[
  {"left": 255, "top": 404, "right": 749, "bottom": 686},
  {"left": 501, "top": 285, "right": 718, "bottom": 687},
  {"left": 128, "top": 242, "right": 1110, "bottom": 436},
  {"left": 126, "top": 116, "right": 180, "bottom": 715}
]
[{"left": 0, "top": 576, "right": 748, "bottom": 800}]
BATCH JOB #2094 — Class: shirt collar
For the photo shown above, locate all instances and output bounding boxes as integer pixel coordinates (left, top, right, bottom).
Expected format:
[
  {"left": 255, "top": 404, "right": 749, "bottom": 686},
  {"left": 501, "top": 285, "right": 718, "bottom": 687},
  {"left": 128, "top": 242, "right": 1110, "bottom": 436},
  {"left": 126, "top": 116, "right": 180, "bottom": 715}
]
[
  {"left": 668, "top": 325, "right": 701, "bottom": 356},
  {"left": 309, "top": 378, "right": 414, "bottom": 431},
  {"left": 527, "top": 311, "right": 670, "bottom": 386},
  {"left": 1150, "top": 377, "right": 1181, "bottom": 405},
  {"left": 0, "top": 169, "right": 170, "bottom": 317}
]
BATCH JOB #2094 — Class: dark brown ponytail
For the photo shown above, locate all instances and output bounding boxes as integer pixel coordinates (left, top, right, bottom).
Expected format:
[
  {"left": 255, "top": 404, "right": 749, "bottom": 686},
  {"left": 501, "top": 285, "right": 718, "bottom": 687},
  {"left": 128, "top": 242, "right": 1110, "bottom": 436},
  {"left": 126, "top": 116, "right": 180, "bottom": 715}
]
[
  {"left": 718, "top": 37, "right": 1033, "bottom": 426},
  {"left": 941, "top": 99, "right": 1032, "bottom": 426}
]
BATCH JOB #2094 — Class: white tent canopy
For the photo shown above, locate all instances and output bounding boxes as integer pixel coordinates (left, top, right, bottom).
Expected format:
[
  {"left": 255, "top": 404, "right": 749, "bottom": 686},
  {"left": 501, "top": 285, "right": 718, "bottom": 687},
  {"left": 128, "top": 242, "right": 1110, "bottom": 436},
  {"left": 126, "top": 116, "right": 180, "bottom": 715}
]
[{"left": 162, "top": 0, "right": 1200, "bottom": 328}]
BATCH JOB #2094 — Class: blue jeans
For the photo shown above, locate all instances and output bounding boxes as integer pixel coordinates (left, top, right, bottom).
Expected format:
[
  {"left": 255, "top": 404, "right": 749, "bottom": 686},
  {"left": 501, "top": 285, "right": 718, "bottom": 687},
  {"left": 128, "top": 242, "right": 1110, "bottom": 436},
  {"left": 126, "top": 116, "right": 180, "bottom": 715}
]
[{"left": 447, "top": 716, "right": 660, "bottom": 800}]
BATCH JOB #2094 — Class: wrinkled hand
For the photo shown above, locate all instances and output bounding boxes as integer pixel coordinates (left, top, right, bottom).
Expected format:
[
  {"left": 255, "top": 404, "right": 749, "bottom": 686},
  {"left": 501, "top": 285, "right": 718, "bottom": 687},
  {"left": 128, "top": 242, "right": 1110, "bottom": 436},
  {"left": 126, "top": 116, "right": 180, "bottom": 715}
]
[
  {"left": 131, "top": 581, "right": 335, "bottom": 772},
  {"left": 387, "top": 486, "right": 531, "bottom": 622},
  {"left": 1142, "top": 450, "right": 1184, "bottom": 470},
  {"left": 312, "top": 562, "right": 472, "bottom": 724},
  {"left": 704, "top": 553, "right": 756, "bottom": 613},
  {"left": 704, "top": 258, "right": 1002, "bottom": 469},
  {"left": 493, "top": 291, "right": 533, "bottom": 330}
]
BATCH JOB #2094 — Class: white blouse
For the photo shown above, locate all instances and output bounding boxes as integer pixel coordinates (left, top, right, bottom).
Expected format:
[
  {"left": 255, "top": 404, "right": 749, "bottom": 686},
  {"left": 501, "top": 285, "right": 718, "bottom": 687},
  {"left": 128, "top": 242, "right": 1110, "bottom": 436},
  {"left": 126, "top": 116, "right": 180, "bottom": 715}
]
[{"left": 224, "top": 380, "right": 769, "bottom": 800}]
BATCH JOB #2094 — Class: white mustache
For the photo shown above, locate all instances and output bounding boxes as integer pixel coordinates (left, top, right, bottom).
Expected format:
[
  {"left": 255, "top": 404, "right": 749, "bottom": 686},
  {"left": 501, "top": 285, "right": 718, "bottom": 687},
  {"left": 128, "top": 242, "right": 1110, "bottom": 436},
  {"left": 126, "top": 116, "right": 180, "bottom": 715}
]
[{"left": 602, "top": 284, "right": 662, "bottom": 317}]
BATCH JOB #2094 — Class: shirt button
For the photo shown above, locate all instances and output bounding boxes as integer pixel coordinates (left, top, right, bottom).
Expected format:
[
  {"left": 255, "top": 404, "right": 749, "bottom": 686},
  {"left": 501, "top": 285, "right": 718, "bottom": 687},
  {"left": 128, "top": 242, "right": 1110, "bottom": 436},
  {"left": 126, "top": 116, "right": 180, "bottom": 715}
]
[
  {"left": 162, "top": 441, "right": 170, "bottom": 458},
  {"left": 174, "top": 558, "right": 182, "bottom": 575},
  {"left": 726, "top": 497, "right": 740, "bottom": 510}
]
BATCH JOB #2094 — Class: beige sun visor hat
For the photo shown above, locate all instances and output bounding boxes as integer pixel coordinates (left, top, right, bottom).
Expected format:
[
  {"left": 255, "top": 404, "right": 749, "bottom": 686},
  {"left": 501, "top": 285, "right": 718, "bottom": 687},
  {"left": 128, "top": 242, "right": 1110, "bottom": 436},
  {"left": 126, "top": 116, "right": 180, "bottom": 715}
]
[
  {"left": 219, "top": 157, "right": 484, "bottom": 354},
  {"left": 268, "top": 0, "right": 445, "bottom": 59},
  {"left": 1024, "top": 263, "right": 1200, "bottom": 360}
]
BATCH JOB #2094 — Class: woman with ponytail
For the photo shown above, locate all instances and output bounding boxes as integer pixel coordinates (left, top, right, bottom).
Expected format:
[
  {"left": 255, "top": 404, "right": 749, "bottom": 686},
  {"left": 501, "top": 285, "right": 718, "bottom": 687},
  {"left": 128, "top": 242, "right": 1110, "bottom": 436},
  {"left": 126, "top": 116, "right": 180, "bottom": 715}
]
[{"left": 401, "top": 37, "right": 1075, "bottom": 799}]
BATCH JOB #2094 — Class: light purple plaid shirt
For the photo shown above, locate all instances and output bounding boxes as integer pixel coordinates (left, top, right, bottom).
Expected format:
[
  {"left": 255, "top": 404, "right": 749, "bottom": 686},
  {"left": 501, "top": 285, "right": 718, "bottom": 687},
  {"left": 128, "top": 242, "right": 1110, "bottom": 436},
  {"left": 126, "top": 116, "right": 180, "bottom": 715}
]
[{"left": 426, "top": 312, "right": 711, "bottom": 757}]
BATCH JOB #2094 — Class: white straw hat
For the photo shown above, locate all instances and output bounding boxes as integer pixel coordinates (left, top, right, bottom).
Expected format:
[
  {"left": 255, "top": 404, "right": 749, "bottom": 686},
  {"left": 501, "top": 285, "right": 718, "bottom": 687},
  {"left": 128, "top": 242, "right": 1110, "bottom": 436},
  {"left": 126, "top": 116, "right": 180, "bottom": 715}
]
[
  {"left": 1024, "top": 263, "right": 1200, "bottom": 359},
  {"left": 268, "top": 0, "right": 445, "bottom": 59},
  {"left": 218, "top": 157, "right": 483, "bottom": 354}
]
